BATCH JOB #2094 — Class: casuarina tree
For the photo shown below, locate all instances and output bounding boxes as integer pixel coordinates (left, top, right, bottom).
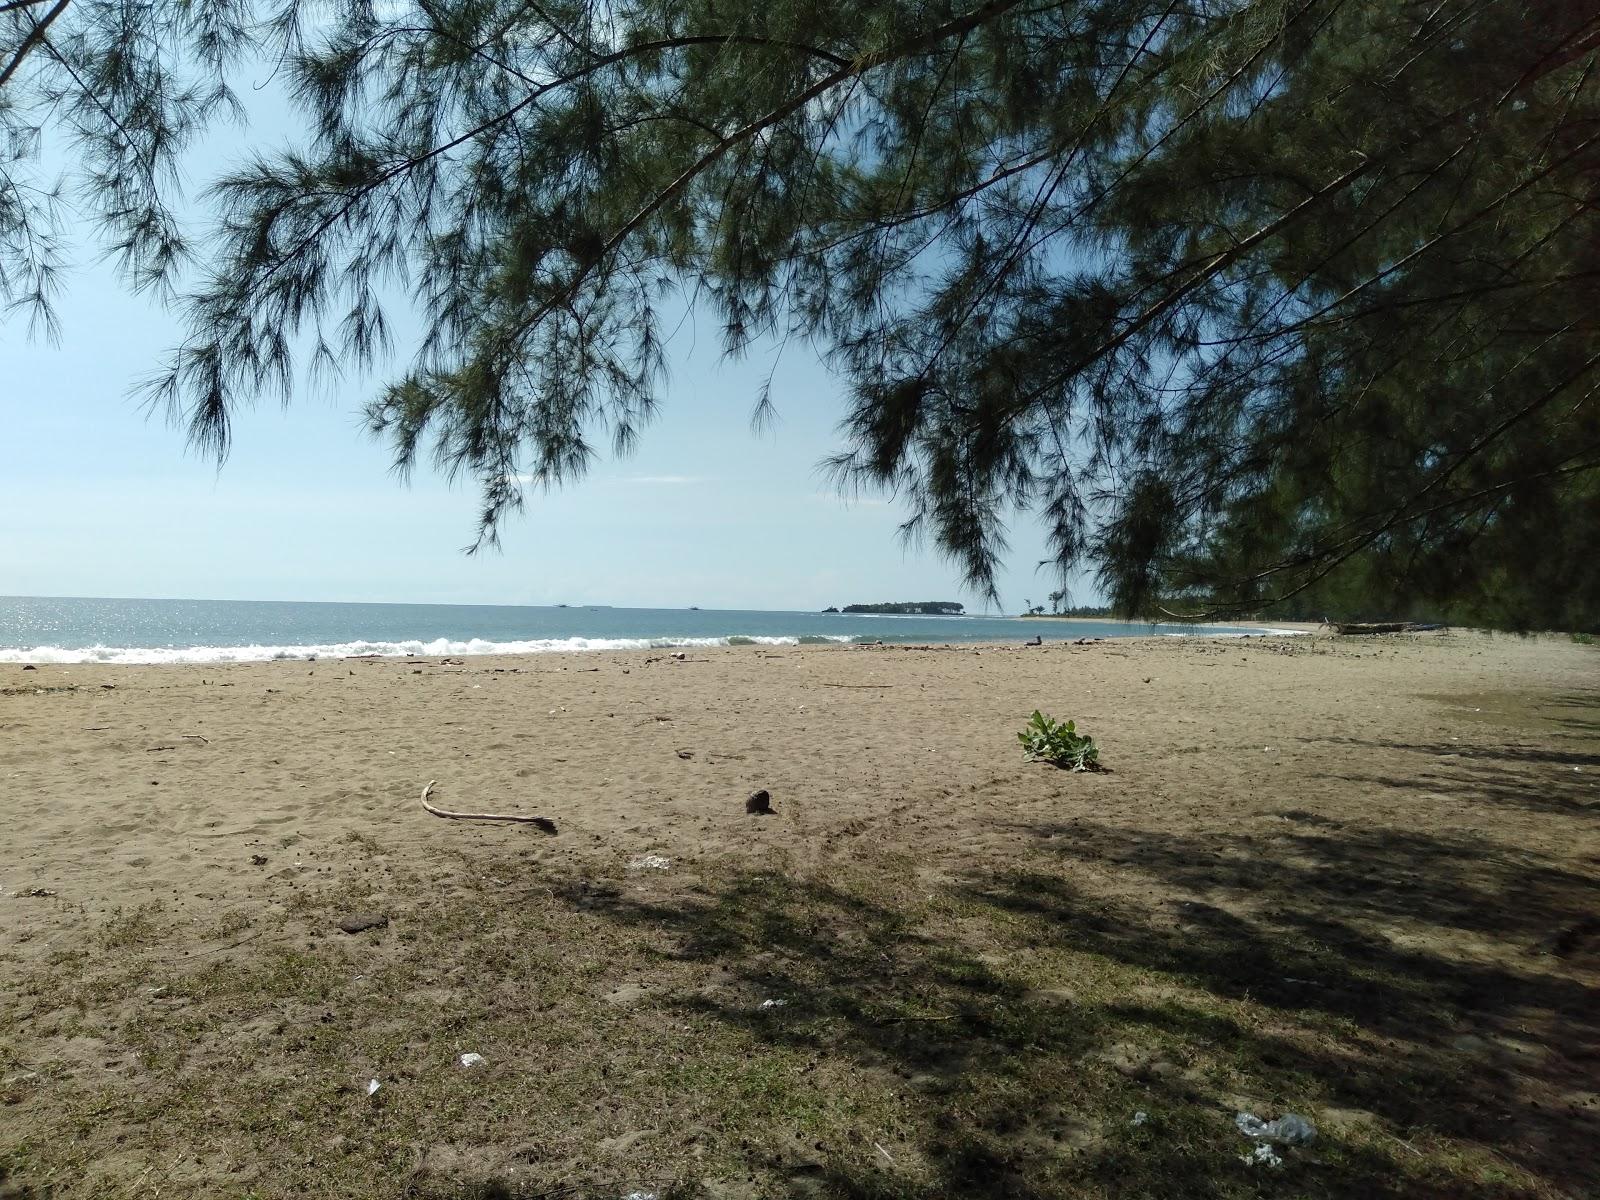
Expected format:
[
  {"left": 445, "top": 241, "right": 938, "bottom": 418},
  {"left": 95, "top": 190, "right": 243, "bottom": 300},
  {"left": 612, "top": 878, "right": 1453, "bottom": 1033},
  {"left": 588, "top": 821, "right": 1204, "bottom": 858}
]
[{"left": 5, "top": 1, "right": 1597, "bottom": 625}]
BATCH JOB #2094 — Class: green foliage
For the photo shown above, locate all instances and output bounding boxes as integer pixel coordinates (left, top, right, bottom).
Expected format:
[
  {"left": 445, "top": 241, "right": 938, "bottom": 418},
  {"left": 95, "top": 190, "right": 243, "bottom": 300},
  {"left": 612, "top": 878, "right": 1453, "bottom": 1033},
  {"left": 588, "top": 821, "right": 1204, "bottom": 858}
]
[
  {"left": 1573, "top": 632, "right": 1596, "bottom": 646},
  {"left": 1018, "top": 711, "right": 1101, "bottom": 772},
  {"left": 3, "top": 0, "right": 1596, "bottom": 627},
  {"left": 1, "top": 2, "right": 250, "bottom": 336}
]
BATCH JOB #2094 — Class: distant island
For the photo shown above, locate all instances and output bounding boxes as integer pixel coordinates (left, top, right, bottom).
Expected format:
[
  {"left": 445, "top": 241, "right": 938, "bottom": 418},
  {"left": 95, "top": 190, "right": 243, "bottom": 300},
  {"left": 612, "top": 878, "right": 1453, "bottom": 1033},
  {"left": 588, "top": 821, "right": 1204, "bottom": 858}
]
[{"left": 831, "top": 601, "right": 966, "bottom": 615}]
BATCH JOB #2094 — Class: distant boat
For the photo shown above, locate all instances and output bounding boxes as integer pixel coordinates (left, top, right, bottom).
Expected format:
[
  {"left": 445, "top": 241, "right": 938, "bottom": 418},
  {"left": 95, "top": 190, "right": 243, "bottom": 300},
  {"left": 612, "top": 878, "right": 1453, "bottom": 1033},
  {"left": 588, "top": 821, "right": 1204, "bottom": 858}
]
[{"left": 688, "top": 606, "right": 700, "bottom": 611}]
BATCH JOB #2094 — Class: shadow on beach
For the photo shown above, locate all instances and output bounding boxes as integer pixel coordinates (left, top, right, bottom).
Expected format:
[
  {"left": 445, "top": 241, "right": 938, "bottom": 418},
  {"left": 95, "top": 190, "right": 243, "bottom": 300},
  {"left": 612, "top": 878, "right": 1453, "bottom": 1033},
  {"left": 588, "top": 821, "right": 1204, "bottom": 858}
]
[{"left": 572, "top": 819, "right": 1600, "bottom": 1199}]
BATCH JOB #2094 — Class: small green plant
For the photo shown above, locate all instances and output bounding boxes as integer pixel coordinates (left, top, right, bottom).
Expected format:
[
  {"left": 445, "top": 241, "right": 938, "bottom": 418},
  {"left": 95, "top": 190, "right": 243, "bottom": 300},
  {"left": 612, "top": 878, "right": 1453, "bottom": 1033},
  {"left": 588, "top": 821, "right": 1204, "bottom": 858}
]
[
  {"left": 1018, "top": 711, "right": 1102, "bottom": 771},
  {"left": 1573, "top": 632, "right": 1595, "bottom": 646}
]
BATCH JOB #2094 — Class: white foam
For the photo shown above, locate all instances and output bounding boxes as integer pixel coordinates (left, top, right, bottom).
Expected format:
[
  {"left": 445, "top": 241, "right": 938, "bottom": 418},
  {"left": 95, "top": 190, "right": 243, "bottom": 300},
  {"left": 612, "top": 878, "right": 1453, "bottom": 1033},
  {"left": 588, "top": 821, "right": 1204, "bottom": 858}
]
[{"left": 0, "top": 634, "right": 854, "bottom": 665}]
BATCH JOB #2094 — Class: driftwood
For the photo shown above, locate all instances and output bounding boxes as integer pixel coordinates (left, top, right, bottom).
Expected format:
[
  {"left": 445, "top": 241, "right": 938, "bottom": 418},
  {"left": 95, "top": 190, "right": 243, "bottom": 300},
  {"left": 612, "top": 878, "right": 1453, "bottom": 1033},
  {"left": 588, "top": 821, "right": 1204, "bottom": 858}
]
[
  {"left": 1330, "top": 621, "right": 1413, "bottom": 635},
  {"left": 420, "top": 780, "right": 557, "bottom": 832}
]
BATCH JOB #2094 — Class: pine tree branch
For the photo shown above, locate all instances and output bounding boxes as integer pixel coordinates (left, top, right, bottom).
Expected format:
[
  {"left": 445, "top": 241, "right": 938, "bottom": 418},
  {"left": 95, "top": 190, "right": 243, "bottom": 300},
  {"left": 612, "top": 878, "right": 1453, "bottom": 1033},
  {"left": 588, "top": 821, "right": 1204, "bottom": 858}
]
[
  {"left": 0, "top": 0, "right": 56, "bottom": 18},
  {"left": 0, "top": 0, "right": 66, "bottom": 89},
  {"left": 1195, "top": 347, "right": 1600, "bottom": 612},
  {"left": 214, "top": 24, "right": 893, "bottom": 308},
  {"left": 493, "top": 0, "right": 1034, "bottom": 355}
]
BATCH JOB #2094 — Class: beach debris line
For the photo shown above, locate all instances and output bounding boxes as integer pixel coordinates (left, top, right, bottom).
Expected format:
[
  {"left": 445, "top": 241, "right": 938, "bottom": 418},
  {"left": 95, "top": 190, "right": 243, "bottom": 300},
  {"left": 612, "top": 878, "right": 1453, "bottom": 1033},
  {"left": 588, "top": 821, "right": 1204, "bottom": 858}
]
[
  {"left": 746, "top": 788, "right": 774, "bottom": 814},
  {"left": 419, "top": 779, "right": 558, "bottom": 832}
]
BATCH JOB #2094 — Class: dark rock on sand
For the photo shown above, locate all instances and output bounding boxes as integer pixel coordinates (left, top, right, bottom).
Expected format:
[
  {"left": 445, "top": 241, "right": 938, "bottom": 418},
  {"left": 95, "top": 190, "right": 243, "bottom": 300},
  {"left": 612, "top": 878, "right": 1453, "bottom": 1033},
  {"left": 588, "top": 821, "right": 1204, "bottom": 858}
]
[
  {"left": 746, "top": 789, "right": 774, "bottom": 815},
  {"left": 337, "top": 913, "right": 389, "bottom": 934}
]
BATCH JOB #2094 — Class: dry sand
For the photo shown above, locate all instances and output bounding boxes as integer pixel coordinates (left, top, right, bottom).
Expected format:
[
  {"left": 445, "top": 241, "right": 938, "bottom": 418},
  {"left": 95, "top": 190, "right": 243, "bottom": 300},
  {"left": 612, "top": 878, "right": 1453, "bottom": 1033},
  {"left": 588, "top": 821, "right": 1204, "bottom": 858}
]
[
  {"left": 2, "top": 629, "right": 1597, "bottom": 1196},
  {"left": 3, "top": 630, "right": 1591, "bottom": 923}
]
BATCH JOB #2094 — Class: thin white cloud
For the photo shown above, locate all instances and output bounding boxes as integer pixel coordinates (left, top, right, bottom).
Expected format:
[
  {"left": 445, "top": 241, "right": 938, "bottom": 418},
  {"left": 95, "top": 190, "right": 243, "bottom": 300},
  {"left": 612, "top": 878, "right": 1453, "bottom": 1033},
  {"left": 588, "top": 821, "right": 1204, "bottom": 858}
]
[{"left": 623, "top": 475, "right": 706, "bottom": 486}]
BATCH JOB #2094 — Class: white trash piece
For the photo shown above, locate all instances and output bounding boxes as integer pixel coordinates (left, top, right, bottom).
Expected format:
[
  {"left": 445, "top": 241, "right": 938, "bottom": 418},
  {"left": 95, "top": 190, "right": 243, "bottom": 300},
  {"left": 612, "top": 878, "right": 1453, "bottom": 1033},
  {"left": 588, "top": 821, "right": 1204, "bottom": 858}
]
[
  {"left": 366, "top": 1078, "right": 381, "bottom": 1097},
  {"left": 759, "top": 998, "right": 787, "bottom": 1011},
  {"left": 1235, "top": 1111, "right": 1316, "bottom": 1145},
  {"left": 627, "top": 854, "right": 671, "bottom": 870},
  {"left": 458, "top": 1052, "right": 486, "bottom": 1068},
  {"left": 1240, "top": 1143, "right": 1283, "bottom": 1168},
  {"left": 1130, "top": 1111, "right": 1149, "bottom": 1126}
]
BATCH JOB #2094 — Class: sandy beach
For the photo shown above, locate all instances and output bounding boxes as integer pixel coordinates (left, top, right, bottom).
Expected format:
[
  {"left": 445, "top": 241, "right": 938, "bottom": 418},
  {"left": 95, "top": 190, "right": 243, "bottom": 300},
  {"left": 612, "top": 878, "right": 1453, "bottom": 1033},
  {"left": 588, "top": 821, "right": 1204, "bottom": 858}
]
[{"left": 3, "top": 629, "right": 1597, "bottom": 1197}]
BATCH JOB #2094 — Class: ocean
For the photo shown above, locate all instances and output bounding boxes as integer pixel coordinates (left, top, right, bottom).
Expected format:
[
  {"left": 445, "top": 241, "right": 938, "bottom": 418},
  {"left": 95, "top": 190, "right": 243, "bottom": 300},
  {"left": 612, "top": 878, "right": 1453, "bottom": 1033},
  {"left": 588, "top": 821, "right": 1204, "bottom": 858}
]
[{"left": 0, "top": 595, "right": 1273, "bottom": 664}]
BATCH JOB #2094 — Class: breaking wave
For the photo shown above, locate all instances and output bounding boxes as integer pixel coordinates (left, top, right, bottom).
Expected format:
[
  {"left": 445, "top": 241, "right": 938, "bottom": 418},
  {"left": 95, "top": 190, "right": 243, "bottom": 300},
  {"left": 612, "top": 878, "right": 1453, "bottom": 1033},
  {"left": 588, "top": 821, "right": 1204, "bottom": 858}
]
[{"left": 0, "top": 634, "right": 859, "bottom": 665}]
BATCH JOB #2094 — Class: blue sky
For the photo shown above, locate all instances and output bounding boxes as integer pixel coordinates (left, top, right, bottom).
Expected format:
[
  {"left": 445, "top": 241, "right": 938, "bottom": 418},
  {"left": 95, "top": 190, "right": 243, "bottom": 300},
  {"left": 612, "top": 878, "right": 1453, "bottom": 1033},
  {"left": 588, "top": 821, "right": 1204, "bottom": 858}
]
[{"left": 1, "top": 57, "right": 1094, "bottom": 615}]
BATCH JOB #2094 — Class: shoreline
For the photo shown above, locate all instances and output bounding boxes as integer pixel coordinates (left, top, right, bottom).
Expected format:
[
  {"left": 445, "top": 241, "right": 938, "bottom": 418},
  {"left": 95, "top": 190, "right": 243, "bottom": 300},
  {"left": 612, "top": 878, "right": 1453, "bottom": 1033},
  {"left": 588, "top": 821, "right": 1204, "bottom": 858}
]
[{"left": 0, "top": 625, "right": 1311, "bottom": 667}]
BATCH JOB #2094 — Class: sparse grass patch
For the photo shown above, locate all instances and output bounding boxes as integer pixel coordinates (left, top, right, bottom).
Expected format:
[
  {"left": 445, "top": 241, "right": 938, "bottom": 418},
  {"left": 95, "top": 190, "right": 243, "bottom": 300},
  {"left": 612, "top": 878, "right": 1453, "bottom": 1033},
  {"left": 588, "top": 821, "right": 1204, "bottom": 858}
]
[
  {"left": 95, "top": 902, "right": 166, "bottom": 950},
  {"left": 0, "top": 834, "right": 1585, "bottom": 1200}
]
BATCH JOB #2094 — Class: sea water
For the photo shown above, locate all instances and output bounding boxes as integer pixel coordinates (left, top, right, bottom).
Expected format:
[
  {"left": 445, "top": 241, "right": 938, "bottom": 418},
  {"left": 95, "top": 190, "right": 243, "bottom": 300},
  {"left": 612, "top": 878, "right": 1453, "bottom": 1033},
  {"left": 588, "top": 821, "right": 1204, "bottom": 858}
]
[{"left": 0, "top": 595, "right": 1272, "bottom": 664}]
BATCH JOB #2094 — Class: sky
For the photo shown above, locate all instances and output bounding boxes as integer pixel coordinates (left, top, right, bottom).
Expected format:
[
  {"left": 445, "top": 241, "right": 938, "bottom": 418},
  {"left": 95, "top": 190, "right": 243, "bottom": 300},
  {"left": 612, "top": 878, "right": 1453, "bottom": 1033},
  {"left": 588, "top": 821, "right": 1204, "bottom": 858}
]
[{"left": 0, "top": 46, "right": 1095, "bottom": 616}]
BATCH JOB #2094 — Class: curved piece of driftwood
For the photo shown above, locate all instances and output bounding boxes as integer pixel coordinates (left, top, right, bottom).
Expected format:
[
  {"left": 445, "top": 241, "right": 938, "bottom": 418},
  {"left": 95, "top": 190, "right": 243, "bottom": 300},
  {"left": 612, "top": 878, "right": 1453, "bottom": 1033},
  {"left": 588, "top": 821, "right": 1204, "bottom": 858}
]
[{"left": 420, "top": 780, "right": 557, "bottom": 832}]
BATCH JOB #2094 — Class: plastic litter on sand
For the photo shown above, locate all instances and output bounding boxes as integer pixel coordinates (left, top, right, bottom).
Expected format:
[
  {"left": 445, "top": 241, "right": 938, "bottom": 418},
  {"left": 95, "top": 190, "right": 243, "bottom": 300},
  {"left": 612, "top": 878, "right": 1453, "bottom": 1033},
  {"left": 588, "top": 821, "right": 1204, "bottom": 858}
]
[
  {"left": 627, "top": 854, "right": 671, "bottom": 870},
  {"left": 1235, "top": 1112, "right": 1316, "bottom": 1146},
  {"left": 458, "top": 1052, "right": 486, "bottom": 1068},
  {"left": 366, "top": 1079, "right": 381, "bottom": 1097},
  {"left": 1240, "top": 1143, "right": 1283, "bottom": 1168},
  {"left": 759, "top": 998, "right": 787, "bottom": 1010},
  {"left": 1131, "top": 1111, "right": 1149, "bottom": 1126}
]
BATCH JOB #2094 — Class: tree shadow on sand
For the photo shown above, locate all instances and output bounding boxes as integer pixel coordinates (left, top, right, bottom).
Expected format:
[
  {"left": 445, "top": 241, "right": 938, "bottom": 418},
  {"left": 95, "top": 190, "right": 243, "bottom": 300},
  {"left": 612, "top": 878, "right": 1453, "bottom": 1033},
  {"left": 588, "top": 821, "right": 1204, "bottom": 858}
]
[
  {"left": 570, "top": 820, "right": 1600, "bottom": 1199},
  {"left": 1296, "top": 732, "right": 1600, "bottom": 820}
]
